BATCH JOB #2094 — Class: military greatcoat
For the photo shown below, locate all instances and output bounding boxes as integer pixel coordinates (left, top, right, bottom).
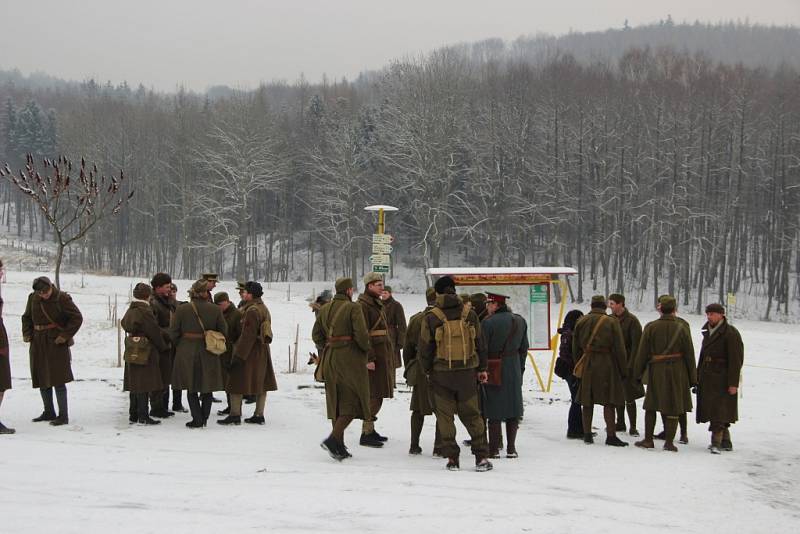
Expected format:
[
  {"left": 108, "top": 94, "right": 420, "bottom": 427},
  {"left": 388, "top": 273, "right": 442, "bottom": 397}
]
[
  {"left": 696, "top": 318, "right": 743, "bottom": 424},
  {"left": 169, "top": 297, "right": 227, "bottom": 393},
  {"left": 121, "top": 301, "right": 168, "bottom": 393},
  {"left": 572, "top": 309, "right": 627, "bottom": 407}
]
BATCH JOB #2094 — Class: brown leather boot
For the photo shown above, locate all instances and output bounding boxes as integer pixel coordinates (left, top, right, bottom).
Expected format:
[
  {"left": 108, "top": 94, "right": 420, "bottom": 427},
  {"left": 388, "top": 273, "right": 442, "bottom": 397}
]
[
  {"left": 488, "top": 421, "right": 502, "bottom": 458},
  {"left": 663, "top": 416, "right": 679, "bottom": 452}
]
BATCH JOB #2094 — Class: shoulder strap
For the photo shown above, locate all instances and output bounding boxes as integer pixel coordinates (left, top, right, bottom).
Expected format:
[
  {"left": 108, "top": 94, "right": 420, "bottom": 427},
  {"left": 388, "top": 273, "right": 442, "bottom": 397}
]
[
  {"left": 430, "top": 307, "right": 447, "bottom": 323},
  {"left": 664, "top": 321, "right": 686, "bottom": 354},
  {"left": 39, "top": 302, "right": 60, "bottom": 327},
  {"left": 499, "top": 314, "right": 518, "bottom": 355},
  {"left": 190, "top": 301, "right": 207, "bottom": 332},
  {"left": 326, "top": 301, "right": 350, "bottom": 338},
  {"left": 586, "top": 315, "right": 608, "bottom": 349}
]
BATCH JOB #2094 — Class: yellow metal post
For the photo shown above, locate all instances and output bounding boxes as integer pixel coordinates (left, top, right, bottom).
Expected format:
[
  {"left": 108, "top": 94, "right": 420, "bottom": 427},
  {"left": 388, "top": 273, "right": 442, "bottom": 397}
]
[
  {"left": 377, "top": 208, "right": 385, "bottom": 235},
  {"left": 544, "top": 279, "right": 568, "bottom": 392}
]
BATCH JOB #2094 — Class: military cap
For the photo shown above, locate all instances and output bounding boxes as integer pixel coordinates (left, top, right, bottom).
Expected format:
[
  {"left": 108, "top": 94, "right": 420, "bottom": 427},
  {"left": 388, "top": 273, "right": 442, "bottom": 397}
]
[
  {"left": 590, "top": 295, "right": 607, "bottom": 308},
  {"left": 236, "top": 280, "right": 246, "bottom": 291},
  {"left": 384, "top": 285, "right": 393, "bottom": 293},
  {"left": 460, "top": 292, "right": 471, "bottom": 304},
  {"left": 335, "top": 277, "right": 354, "bottom": 293},
  {"left": 32, "top": 276, "right": 52, "bottom": 292},
  {"left": 487, "top": 292, "right": 510, "bottom": 305},
  {"left": 191, "top": 279, "right": 209, "bottom": 294},
  {"left": 434, "top": 275, "right": 456, "bottom": 295},
  {"left": 133, "top": 282, "right": 152, "bottom": 300},
  {"left": 244, "top": 281, "right": 263, "bottom": 298},
  {"left": 608, "top": 293, "right": 625, "bottom": 305},
  {"left": 213, "top": 291, "right": 230, "bottom": 304},
  {"left": 659, "top": 295, "right": 677, "bottom": 313},
  {"left": 316, "top": 289, "right": 333, "bottom": 304},
  {"left": 150, "top": 272, "right": 172, "bottom": 289},
  {"left": 425, "top": 287, "right": 437, "bottom": 304},
  {"left": 705, "top": 303, "right": 725, "bottom": 314},
  {"left": 202, "top": 273, "right": 219, "bottom": 282},
  {"left": 470, "top": 293, "right": 487, "bottom": 305},
  {"left": 363, "top": 272, "right": 383, "bottom": 286}
]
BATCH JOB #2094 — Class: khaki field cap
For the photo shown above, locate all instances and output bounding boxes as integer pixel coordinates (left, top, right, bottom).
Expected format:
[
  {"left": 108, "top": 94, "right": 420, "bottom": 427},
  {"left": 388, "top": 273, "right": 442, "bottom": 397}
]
[
  {"left": 363, "top": 272, "right": 383, "bottom": 286},
  {"left": 590, "top": 295, "right": 607, "bottom": 306},
  {"left": 705, "top": 303, "right": 725, "bottom": 314},
  {"left": 191, "top": 279, "right": 209, "bottom": 294},
  {"left": 335, "top": 277, "right": 354, "bottom": 293},
  {"left": 202, "top": 273, "right": 219, "bottom": 282},
  {"left": 213, "top": 291, "right": 230, "bottom": 304}
]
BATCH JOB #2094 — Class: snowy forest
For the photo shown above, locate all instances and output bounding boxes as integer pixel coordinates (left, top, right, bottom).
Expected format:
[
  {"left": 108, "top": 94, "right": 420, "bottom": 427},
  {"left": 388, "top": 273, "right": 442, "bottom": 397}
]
[{"left": 1, "top": 22, "right": 799, "bottom": 318}]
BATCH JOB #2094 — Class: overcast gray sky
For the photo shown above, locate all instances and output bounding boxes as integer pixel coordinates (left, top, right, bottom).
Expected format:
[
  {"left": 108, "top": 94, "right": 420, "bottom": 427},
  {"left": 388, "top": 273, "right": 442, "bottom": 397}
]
[{"left": 1, "top": 0, "right": 798, "bottom": 91}]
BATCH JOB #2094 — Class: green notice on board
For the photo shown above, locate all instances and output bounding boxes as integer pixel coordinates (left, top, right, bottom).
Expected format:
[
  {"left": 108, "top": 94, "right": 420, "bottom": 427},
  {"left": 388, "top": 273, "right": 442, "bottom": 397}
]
[{"left": 530, "top": 284, "right": 548, "bottom": 303}]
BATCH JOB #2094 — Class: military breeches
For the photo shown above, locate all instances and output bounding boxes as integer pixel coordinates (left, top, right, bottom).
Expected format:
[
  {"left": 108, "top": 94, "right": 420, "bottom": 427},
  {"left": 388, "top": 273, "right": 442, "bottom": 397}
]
[{"left": 431, "top": 379, "right": 488, "bottom": 459}]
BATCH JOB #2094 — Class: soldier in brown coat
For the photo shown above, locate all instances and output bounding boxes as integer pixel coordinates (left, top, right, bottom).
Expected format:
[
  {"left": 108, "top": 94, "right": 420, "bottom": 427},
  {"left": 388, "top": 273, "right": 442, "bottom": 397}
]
[
  {"left": 697, "top": 303, "right": 743, "bottom": 454},
  {"left": 403, "top": 287, "right": 441, "bottom": 455},
  {"left": 0, "top": 263, "right": 15, "bottom": 433},
  {"left": 214, "top": 291, "right": 242, "bottom": 416},
  {"left": 381, "top": 285, "right": 406, "bottom": 370},
  {"left": 22, "top": 276, "right": 83, "bottom": 426},
  {"left": 218, "top": 282, "right": 277, "bottom": 425},
  {"left": 358, "top": 272, "right": 395, "bottom": 447},
  {"left": 632, "top": 296, "right": 697, "bottom": 452},
  {"left": 169, "top": 279, "right": 227, "bottom": 428},
  {"left": 608, "top": 294, "right": 643, "bottom": 436},
  {"left": 149, "top": 272, "right": 179, "bottom": 417},
  {"left": 313, "top": 277, "right": 373, "bottom": 460},
  {"left": 122, "top": 283, "right": 169, "bottom": 425},
  {"left": 572, "top": 295, "right": 628, "bottom": 446}
]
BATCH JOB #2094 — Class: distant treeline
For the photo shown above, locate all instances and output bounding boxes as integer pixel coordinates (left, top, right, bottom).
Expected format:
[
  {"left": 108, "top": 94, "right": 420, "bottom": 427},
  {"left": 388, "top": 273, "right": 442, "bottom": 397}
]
[{"left": 1, "top": 22, "right": 798, "bottom": 319}]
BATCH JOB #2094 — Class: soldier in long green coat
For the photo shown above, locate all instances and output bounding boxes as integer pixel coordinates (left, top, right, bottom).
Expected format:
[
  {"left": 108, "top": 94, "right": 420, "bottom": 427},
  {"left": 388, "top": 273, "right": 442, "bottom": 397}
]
[
  {"left": 632, "top": 296, "right": 697, "bottom": 452},
  {"left": 169, "top": 279, "right": 227, "bottom": 428},
  {"left": 482, "top": 293, "right": 529, "bottom": 459},
  {"left": 403, "top": 288, "right": 441, "bottom": 455},
  {"left": 219, "top": 282, "right": 276, "bottom": 426},
  {"left": 214, "top": 291, "right": 242, "bottom": 416},
  {"left": 608, "top": 294, "right": 643, "bottom": 436},
  {"left": 313, "top": 277, "right": 372, "bottom": 461},
  {"left": 357, "top": 272, "right": 395, "bottom": 447},
  {"left": 0, "top": 277, "right": 15, "bottom": 434},
  {"left": 653, "top": 295, "right": 693, "bottom": 444},
  {"left": 697, "top": 303, "right": 743, "bottom": 454},
  {"left": 572, "top": 295, "right": 628, "bottom": 446},
  {"left": 122, "top": 283, "right": 169, "bottom": 425},
  {"left": 22, "top": 276, "right": 83, "bottom": 426}
]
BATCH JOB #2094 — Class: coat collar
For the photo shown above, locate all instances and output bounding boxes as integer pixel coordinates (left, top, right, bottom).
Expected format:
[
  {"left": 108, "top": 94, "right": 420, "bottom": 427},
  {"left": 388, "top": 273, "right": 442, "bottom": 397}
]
[{"left": 358, "top": 292, "right": 383, "bottom": 309}]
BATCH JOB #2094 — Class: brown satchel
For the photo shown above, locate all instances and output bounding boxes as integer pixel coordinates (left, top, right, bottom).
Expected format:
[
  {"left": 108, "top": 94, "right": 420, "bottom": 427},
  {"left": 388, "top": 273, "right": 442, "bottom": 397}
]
[
  {"left": 316, "top": 302, "right": 350, "bottom": 383},
  {"left": 573, "top": 315, "right": 608, "bottom": 379},
  {"left": 486, "top": 315, "right": 518, "bottom": 387},
  {"left": 189, "top": 302, "right": 226, "bottom": 356}
]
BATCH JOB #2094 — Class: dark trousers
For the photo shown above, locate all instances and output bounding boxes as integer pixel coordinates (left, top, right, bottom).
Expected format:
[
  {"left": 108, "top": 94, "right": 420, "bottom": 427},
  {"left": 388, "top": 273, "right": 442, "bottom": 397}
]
[
  {"left": 40, "top": 385, "right": 68, "bottom": 417},
  {"left": 566, "top": 376, "right": 583, "bottom": 435},
  {"left": 129, "top": 392, "right": 150, "bottom": 420}
]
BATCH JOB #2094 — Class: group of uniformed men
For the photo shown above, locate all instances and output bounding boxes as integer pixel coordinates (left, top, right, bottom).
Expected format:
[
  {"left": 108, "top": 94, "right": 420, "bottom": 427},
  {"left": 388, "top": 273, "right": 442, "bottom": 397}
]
[
  {"left": 561, "top": 293, "right": 744, "bottom": 454},
  {"left": 0, "top": 272, "right": 277, "bottom": 431},
  {"left": 0, "top": 268, "right": 745, "bottom": 467}
]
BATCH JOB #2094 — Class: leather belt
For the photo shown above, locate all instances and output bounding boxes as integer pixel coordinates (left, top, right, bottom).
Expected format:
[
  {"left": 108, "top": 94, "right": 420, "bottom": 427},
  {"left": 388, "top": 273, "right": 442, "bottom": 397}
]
[
  {"left": 183, "top": 332, "right": 204, "bottom": 339},
  {"left": 34, "top": 324, "right": 58, "bottom": 331},
  {"left": 652, "top": 353, "right": 681, "bottom": 363},
  {"left": 369, "top": 329, "right": 388, "bottom": 337},
  {"left": 328, "top": 336, "right": 353, "bottom": 343}
]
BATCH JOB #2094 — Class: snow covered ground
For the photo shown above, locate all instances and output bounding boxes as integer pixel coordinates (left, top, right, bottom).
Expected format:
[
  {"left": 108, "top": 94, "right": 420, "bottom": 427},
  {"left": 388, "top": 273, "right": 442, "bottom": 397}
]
[{"left": 0, "top": 270, "right": 798, "bottom": 533}]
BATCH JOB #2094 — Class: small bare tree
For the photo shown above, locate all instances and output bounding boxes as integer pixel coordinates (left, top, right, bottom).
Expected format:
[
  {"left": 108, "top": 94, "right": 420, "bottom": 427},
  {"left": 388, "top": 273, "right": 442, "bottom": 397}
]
[{"left": 0, "top": 154, "right": 134, "bottom": 287}]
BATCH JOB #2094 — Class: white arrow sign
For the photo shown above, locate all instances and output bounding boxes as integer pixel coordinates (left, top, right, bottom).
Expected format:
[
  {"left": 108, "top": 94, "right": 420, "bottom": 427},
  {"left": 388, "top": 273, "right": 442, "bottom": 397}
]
[
  {"left": 372, "top": 243, "right": 393, "bottom": 254},
  {"left": 369, "top": 254, "right": 391, "bottom": 266},
  {"left": 372, "top": 234, "right": 393, "bottom": 244}
]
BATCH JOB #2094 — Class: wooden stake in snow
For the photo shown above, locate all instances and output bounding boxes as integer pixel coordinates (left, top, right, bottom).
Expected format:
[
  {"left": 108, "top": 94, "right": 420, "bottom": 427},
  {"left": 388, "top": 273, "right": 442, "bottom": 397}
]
[
  {"left": 293, "top": 324, "right": 300, "bottom": 373},
  {"left": 116, "top": 316, "right": 122, "bottom": 368}
]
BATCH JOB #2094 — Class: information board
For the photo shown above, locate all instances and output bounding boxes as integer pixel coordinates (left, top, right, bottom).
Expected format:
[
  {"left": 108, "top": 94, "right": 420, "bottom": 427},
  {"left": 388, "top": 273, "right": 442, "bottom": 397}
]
[{"left": 529, "top": 283, "right": 551, "bottom": 349}]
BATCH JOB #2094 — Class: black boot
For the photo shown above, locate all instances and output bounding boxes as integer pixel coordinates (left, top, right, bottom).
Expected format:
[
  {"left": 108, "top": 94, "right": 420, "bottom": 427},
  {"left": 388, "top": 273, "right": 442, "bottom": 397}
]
[
  {"left": 201, "top": 393, "right": 212, "bottom": 424},
  {"left": 172, "top": 388, "right": 188, "bottom": 413},
  {"left": 321, "top": 435, "right": 346, "bottom": 461},
  {"left": 217, "top": 415, "right": 241, "bottom": 426},
  {"left": 0, "top": 421, "right": 16, "bottom": 434},
  {"left": 244, "top": 415, "right": 265, "bottom": 425},
  {"left": 50, "top": 385, "right": 69, "bottom": 426},
  {"left": 488, "top": 421, "right": 502, "bottom": 458},
  {"left": 34, "top": 388, "right": 56, "bottom": 422},
  {"left": 359, "top": 432, "right": 385, "bottom": 448},
  {"left": 186, "top": 392, "right": 204, "bottom": 427}
]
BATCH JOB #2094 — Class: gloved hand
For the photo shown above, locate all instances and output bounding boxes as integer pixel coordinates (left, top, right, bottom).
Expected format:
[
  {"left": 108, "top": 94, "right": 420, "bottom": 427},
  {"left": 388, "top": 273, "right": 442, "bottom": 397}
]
[
  {"left": 54, "top": 336, "right": 68, "bottom": 345},
  {"left": 23, "top": 336, "right": 31, "bottom": 343}
]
